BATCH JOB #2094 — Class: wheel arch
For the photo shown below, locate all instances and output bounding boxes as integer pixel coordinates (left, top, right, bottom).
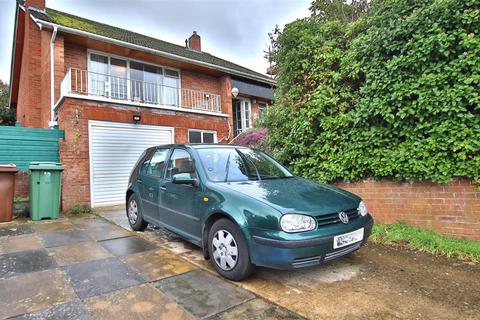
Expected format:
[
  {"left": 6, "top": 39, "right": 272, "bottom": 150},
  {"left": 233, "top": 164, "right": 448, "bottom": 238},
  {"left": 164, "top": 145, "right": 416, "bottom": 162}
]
[{"left": 202, "top": 211, "right": 244, "bottom": 260}]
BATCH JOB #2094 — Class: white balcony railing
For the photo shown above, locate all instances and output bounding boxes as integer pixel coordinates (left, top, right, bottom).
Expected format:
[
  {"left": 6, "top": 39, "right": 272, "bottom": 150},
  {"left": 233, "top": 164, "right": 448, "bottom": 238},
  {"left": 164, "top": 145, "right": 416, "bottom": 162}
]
[{"left": 59, "top": 68, "right": 222, "bottom": 113}]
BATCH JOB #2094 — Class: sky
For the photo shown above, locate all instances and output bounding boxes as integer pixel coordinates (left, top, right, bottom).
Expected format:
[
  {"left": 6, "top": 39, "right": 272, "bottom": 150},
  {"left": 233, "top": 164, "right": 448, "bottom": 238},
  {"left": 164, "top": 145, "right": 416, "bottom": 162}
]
[{"left": 0, "top": 0, "right": 311, "bottom": 84}]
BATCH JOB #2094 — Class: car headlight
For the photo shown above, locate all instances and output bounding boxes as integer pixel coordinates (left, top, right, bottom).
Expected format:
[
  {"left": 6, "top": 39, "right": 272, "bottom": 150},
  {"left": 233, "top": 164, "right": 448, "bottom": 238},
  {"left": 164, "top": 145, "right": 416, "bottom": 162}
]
[
  {"left": 358, "top": 201, "right": 368, "bottom": 216},
  {"left": 280, "top": 214, "right": 316, "bottom": 233}
]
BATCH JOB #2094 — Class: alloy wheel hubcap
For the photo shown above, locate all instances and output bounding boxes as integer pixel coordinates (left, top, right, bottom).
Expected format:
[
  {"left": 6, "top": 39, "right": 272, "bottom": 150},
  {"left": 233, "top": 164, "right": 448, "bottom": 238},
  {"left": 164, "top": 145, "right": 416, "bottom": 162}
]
[
  {"left": 128, "top": 199, "right": 138, "bottom": 224},
  {"left": 212, "top": 229, "right": 238, "bottom": 271}
]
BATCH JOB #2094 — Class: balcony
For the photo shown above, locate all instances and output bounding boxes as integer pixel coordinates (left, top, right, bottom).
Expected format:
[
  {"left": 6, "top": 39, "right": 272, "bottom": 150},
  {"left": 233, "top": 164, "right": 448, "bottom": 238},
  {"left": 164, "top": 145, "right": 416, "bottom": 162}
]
[{"left": 59, "top": 68, "right": 222, "bottom": 114}]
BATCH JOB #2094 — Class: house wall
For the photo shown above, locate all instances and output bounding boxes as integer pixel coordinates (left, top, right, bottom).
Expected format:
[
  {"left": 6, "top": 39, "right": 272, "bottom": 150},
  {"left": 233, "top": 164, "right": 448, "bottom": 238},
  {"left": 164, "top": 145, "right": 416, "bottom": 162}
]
[
  {"left": 336, "top": 179, "right": 480, "bottom": 240},
  {"left": 57, "top": 97, "right": 229, "bottom": 209}
]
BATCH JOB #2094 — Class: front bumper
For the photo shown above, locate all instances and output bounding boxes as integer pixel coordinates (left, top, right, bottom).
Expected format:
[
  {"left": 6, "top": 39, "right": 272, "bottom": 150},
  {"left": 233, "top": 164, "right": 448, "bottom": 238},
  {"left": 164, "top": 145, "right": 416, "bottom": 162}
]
[{"left": 248, "top": 214, "right": 373, "bottom": 270}]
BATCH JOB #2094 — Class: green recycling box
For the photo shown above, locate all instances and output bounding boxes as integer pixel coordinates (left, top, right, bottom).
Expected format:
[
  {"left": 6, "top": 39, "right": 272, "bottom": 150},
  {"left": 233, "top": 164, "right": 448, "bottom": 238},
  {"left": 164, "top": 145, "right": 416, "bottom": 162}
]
[{"left": 29, "top": 162, "right": 64, "bottom": 220}]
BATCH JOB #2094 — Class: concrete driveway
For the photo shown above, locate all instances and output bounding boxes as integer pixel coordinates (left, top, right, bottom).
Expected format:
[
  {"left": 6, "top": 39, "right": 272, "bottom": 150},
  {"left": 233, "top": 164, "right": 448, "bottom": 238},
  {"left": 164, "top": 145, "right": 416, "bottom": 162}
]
[{"left": 1, "top": 209, "right": 478, "bottom": 319}]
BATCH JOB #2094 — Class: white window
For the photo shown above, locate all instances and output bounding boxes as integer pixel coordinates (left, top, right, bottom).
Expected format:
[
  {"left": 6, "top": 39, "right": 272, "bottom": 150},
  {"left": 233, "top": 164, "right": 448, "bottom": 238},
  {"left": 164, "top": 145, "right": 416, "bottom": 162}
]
[
  {"left": 87, "top": 51, "right": 180, "bottom": 106},
  {"left": 233, "top": 98, "right": 251, "bottom": 137},
  {"left": 188, "top": 130, "right": 217, "bottom": 143}
]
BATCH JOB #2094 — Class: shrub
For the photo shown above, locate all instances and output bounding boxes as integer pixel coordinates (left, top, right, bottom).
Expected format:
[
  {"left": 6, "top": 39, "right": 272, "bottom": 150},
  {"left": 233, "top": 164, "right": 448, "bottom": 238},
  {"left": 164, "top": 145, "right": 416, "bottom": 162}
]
[
  {"left": 232, "top": 128, "right": 269, "bottom": 152},
  {"left": 263, "top": 0, "right": 480, "bottom": 183},
  {"left": 68, "top": 205, "right": 93, "bottom": 214}
]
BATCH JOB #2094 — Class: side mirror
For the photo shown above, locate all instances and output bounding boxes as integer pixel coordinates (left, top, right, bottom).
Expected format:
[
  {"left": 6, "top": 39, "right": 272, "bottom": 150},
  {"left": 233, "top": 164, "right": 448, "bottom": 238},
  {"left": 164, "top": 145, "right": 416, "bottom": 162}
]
[{"left": 172, "top": 173, "right": 197, "bottom": 186}]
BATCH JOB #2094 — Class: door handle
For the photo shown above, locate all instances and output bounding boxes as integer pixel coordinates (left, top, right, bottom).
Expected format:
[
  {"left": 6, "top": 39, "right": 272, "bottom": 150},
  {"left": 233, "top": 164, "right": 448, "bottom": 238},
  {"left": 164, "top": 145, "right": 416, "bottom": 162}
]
[
  {"left": 138, "top": 179, "right": 143, "bottom": 184},
  {"left": 160, "top": 186, "right": 167, "bottom": 191}
]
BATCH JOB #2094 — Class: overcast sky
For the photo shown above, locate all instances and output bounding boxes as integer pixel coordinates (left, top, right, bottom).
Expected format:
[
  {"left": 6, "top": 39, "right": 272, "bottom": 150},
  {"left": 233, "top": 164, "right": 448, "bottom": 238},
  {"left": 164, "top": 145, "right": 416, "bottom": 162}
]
[{"left": 0, "top": 0, "right": 311, "bottom": 84}]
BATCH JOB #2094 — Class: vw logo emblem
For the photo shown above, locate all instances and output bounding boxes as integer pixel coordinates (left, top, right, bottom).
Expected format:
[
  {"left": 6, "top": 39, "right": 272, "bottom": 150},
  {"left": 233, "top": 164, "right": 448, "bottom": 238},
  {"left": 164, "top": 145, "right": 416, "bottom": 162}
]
[{"left": 338, "top": 211, "right": 349, "bottom": 224}]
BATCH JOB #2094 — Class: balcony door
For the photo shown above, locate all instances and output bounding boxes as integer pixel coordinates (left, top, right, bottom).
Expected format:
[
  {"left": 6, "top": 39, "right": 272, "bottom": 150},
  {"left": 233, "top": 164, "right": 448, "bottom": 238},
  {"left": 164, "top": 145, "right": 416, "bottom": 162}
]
[
  {"left": 89, "top": 54, "right": 108, "bottom": 96},
  {"left": 233, "top": 98, "right": 251, "bottom": 137}
]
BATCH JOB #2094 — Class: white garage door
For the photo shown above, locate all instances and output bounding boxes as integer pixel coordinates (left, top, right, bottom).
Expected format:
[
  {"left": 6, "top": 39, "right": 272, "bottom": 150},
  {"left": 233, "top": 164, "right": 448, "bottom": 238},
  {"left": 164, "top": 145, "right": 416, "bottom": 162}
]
[{"left": 89, "top": 120, "right": 174, "bottom": 207}]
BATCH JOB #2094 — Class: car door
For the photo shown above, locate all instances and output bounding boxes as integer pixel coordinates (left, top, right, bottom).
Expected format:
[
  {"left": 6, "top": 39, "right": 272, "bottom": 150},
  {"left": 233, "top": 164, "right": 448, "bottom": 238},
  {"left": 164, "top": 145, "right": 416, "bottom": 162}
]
[
  {"left": 159, "top": 148, "right": 202, "bottom": 242},
  {"left": 138, "top": 148, "right": 170, "bottom": 221}
]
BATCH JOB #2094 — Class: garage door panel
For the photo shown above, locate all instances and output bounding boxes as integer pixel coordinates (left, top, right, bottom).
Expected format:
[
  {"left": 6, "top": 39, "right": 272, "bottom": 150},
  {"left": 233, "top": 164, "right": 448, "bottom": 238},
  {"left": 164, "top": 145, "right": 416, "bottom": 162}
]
[{"left": 89, "top": 121, "right": 173, "bottom": 207}]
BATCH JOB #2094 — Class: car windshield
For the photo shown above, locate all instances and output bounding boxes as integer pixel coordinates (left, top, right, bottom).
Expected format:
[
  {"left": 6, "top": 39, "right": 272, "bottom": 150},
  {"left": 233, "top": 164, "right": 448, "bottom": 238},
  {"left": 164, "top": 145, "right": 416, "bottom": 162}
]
[{"left": 196, "top": 147, "right": 294, "bottom": 182}]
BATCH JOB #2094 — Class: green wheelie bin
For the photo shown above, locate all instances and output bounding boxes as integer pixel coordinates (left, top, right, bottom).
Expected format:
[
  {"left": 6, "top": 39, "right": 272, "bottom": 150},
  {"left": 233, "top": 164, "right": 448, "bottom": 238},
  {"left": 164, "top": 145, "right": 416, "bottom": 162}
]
[{"left": 29, "top": 162, "right": 64, "bottom": 220}]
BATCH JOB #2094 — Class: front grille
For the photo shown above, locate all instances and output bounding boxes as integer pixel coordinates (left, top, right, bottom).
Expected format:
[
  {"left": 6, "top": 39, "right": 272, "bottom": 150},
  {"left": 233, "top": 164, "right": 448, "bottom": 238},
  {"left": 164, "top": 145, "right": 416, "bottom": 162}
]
[
  {"left": 316, "top": 208, "right": 359, "bottom": 226},
  {"left": 324, "top": 242, "right": 361, "bottom": 262}
]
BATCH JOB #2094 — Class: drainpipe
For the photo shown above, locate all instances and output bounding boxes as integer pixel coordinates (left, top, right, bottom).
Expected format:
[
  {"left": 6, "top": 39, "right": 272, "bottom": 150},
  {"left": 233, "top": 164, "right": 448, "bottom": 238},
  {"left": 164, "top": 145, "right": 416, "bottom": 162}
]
[{"left": 48, "top": 26, "right": 58, "bottom": 128}]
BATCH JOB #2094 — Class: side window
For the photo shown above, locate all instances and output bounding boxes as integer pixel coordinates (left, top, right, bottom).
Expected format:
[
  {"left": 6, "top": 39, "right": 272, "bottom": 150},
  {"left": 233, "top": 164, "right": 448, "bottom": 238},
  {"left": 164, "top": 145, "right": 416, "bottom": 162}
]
[
  {"left": 146, "top": 148, "right": 169, "bottom": 177},
  {"left": 140, "top": 150, "right": 154, "bottom": 175},
  {"left": 166, "top": 149, "right": 196, "bottom": 180}
]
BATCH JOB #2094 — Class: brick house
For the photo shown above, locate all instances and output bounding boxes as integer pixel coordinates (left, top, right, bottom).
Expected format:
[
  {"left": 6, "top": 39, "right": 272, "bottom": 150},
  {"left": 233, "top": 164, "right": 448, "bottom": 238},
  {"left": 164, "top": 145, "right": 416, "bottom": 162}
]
[{"left": 9, "top": 0, "right": 274, "bottom": 209}]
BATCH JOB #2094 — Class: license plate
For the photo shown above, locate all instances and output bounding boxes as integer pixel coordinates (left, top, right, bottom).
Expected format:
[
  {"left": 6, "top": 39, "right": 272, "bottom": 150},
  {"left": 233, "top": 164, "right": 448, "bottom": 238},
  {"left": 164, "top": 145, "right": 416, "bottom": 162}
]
[{"left": 333, "top": 228, "right": 364, "bottom": 249}]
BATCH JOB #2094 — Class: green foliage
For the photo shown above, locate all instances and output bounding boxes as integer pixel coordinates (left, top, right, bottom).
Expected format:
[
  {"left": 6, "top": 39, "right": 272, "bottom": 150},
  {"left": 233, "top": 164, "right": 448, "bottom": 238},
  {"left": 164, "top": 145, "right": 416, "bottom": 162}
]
[
  {"left": 371, "top": 222, "right": 480, "bottom": 262},
  {"left": 0, "top": 80, "right": 16, "bottom": 126},
  {"left": 263, "top": 0, "right": 480, "bottom": 183},
  {"left": 68, "top": 205, "right": 93, "bottom": 215}
]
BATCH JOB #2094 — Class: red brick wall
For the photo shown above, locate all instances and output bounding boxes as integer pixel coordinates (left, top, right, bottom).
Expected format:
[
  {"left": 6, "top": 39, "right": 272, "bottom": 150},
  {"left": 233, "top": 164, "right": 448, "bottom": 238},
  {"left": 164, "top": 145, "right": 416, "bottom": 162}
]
[
  {"left": 336, "top": 179, "right": 480, "bottom": 239},
  {"left": 181, "top": 70, "right": 220, "bottom": 95},
  {"left": 14, "top": 172, "right": 30, "bottom": 198},
  {"left": 57, "top": 97, "right": 229, "bottom": 210},
  {"left": 64, "top": 42, "right": 87, "bottom": 73},
  {"left": 17, "top": 8, "right": 43, "bottom": 128}
]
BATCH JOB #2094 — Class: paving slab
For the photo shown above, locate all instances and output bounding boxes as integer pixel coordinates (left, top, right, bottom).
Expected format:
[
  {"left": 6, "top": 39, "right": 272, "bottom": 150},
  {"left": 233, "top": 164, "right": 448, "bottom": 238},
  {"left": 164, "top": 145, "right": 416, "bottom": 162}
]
[
  {"left": 63, "top": 257, "right": 146, "bottom": 298},
  {"left": 208, "top": 299, "right": 305, "bottom": 320},
  {"left": 0, "top": 249, "right": 57, "bottom": 278},
  {"left": 99, "top": 236, "right": 157, "bottom": 256},
  {"left": 97, "top": 210, "right": 132, "bottom": 231},
  {"left": 39, "top": 230, "right": 91, "bottom": 248},
  {"left": 85, "top": 284, "right": 195, "bottom": 320},
  {"left": 0, "top": 269, "right": 76, "bottom": 319},
  {"left": 30, "top": 221, "right": 75, "bottom": 233},
  {"left": 121, "top": 248, "right": 196, "bottom": 281},
  {"left": 48, "top": 241, "right": 113, "bottom": 266},
  {"left": 154, "top": 270, "right": 254, "bottom": 319},
  {"left": 70, "top": 217, "right": 116, "bottom": 230},
  {"left": 11, "top": 299, "right": 91, "bottom": 320},
  {"left": 0, "top": 224, "right": 34, "bottom": 237},
  {"left": 81, "top": 224, "right": 132, "bottom": 241},
  {"left": 0, "top": 234, "right": 43, "bottom": 255}
]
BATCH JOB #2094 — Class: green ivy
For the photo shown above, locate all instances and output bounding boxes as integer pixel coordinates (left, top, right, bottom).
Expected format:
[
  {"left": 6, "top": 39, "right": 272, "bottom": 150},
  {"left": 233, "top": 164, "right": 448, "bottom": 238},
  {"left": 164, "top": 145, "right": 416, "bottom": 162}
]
[{"left": 263, "top": 0, "right": 480, "bottom": 183}]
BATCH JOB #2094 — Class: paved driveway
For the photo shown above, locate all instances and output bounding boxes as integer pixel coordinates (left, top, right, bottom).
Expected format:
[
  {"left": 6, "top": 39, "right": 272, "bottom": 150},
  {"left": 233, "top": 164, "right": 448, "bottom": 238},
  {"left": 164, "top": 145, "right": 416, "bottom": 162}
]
[
  {"left": 1, "top": 209, "right": 479, "bottom": 319},
  {"left": 0, "top": 215, "right": 301, "bottom": 319}
]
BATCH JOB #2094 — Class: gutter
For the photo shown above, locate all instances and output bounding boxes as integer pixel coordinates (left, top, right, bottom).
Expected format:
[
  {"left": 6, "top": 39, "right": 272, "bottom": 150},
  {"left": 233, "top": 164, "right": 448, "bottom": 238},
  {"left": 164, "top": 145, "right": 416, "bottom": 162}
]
[
  {"left": 30, "top": 17, "right": 276, "bottom": 86},
  {"left": 49, "top": 25, "right": 58, "bottom": 128}
]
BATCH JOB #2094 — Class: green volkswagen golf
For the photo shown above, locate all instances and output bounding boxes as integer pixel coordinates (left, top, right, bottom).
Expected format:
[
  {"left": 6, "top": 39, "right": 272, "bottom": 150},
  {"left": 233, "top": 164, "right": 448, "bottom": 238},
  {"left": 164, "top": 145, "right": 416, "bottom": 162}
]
[{"left": 126, "top": 144, "right": 373, "bottom": 280}]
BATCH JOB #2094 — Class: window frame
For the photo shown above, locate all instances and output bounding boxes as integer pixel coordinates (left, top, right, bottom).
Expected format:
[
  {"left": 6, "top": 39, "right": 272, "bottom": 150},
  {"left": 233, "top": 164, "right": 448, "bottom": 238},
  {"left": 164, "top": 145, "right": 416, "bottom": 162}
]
[
  {"left": 142, "top": 147, "right": 171, "bottom": 178},
  {"left": 164, "top": 148, "right": 197, "bottom": 181},
  {"left": 188, "top": 129, "right": 218, "bottom": 144},
  {"left": 87, "top": 49, "right": 182, "bottom": 105}
]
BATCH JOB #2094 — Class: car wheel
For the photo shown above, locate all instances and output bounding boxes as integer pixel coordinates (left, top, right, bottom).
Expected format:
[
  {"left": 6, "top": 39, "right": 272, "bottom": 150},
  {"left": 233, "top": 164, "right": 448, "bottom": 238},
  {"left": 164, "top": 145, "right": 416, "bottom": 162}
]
[
  {"left": 208, "top": 218, "right": 254, "bottom": 281},
  {"left": 127, "top": 193, "right": 148, "bottom": 231}
]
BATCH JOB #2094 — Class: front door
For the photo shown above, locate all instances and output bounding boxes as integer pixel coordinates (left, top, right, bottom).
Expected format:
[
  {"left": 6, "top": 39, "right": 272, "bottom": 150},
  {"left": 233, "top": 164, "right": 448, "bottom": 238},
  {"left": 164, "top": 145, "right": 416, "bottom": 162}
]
[
  {"left": 138, "top": 148, "right": 169, "bottom": 221},
  {"left": 159, "top": 148, "right": 202, "bottom": 242},
  {"left": 233, "top": 98, "right": 251, "bottom": 137}
]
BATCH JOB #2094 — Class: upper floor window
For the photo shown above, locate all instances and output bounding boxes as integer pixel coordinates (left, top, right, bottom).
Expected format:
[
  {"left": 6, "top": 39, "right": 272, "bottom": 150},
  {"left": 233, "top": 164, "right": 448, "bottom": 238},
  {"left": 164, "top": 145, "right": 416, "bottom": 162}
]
[{"left": 88, "top": 51, "right": 180, "bottom": 106}]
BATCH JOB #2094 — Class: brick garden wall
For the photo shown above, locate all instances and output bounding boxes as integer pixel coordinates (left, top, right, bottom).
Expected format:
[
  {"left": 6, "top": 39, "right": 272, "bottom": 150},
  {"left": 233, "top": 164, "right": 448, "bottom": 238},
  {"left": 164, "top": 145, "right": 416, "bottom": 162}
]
[{"left": 336, "top": 179, "right": 480, "bottom": 239}]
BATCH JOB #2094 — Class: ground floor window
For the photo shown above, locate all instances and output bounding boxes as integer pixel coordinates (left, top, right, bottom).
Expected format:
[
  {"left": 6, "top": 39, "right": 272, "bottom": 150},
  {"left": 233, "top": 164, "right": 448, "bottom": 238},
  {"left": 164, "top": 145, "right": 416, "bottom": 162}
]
[
  {"left": 188, "top": 130, "right": 217, "bottom": 143},
  {"left": 233, "top": 98, "right": 251, "bottom": 137}
]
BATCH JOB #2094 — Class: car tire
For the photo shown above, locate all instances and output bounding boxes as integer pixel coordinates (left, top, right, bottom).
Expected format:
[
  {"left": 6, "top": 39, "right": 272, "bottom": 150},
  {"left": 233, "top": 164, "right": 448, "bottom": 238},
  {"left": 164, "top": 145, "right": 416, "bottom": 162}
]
[
  {"left": 126, "top": 193, "right": 148, "bottom": 231},
  {"left": 208, "top": 218, "right": 254, "bottom": 281}
]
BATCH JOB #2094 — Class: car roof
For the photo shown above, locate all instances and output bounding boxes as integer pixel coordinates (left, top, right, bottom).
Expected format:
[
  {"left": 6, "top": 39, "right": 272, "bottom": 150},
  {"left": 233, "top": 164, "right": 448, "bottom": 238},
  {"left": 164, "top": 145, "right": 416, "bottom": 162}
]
[{"left": 150, "top": 144, "right": 248, "bottom": 150}]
